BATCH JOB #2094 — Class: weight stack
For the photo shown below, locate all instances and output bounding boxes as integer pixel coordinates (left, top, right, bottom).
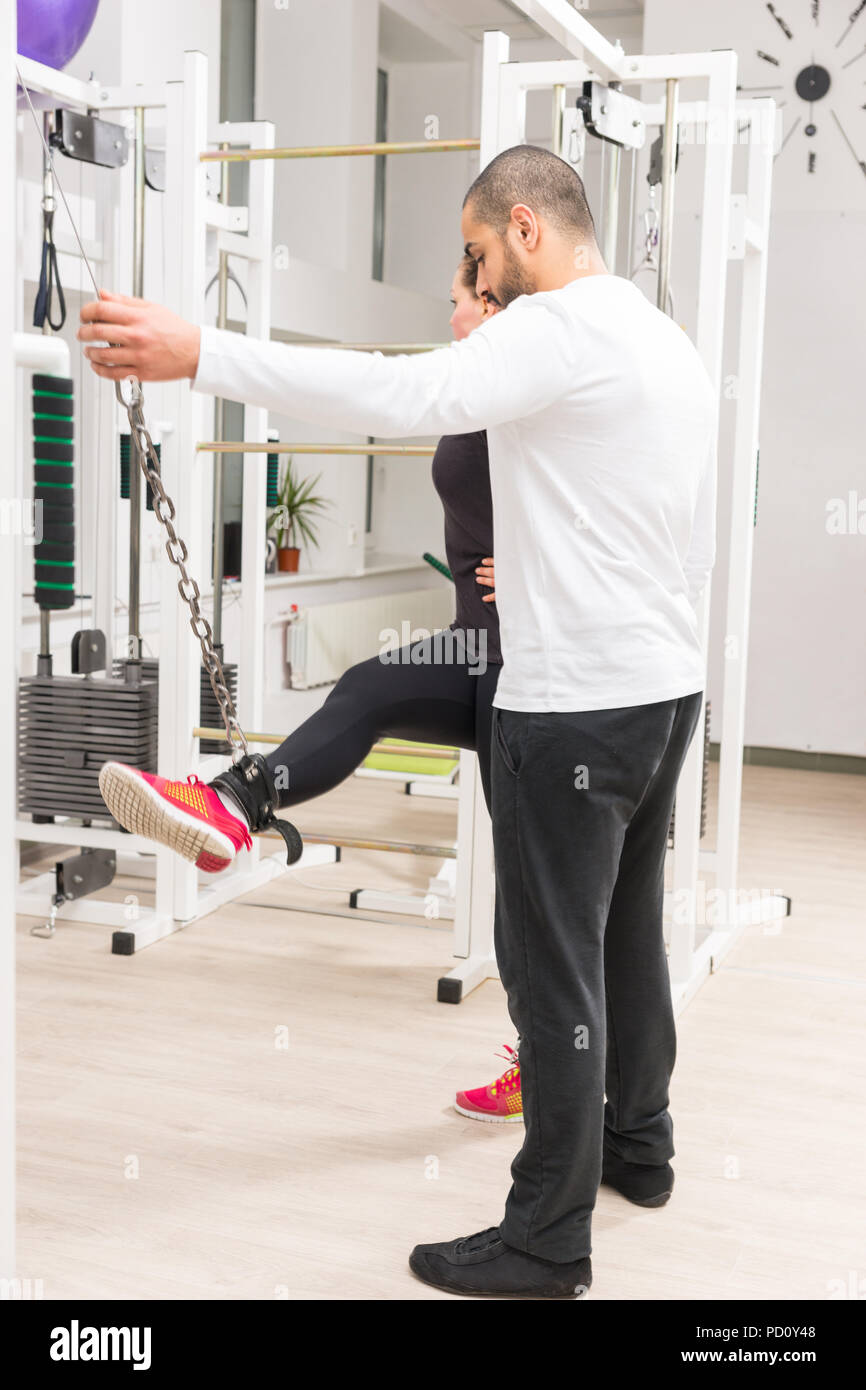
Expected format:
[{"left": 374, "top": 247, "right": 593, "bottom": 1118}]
[
  {"left": 110, "top": 659, "right": 239, "bottom": 755},
  {"left": 119, "top": 433, "right": 159, "bottom": 510},
  {"left": 17, "top": 674, "right": 158, "bottom": 821},
  {"left": 198, "top": 664, "right": 239, "bottom": 754},
  {"left": 668, "top": 700, "right": 711, "bottom": 848},
  {"left": 266, "top": 435, "right": 280, "bottom": 508},
  {"left": 111, "top": 658, "right": 159, "bottom": 682},
  {"left": 33, "top": 372, "right": 75, "bottom": 610}
]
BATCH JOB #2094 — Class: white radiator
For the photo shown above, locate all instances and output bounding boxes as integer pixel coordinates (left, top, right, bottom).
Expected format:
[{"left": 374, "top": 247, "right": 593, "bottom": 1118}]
[{"left": 285, "top": 588, "right": 455, "bottom": 689}]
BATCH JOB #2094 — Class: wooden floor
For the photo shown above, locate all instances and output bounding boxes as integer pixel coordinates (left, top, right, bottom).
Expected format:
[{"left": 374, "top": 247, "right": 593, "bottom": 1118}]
[{"left": 15, "top": 762, "right": 866, "bottom": 1301}]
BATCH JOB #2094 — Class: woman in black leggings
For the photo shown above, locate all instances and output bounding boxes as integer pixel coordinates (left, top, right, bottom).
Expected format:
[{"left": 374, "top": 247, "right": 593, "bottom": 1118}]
[{"left": 262, "top": 254, "right": 502, "bottom": 813}]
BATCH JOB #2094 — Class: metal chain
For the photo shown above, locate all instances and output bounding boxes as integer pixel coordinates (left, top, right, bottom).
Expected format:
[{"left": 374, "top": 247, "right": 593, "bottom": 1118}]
[{"left": 116, "top": 378, "right": 249, "bottom": 762}]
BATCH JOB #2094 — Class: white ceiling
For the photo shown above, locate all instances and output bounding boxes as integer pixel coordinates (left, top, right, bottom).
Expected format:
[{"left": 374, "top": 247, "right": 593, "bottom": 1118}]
[
  {"left": 379, "top": 1, "right": 645, "bottom": 62},
  {"left": 429, "top": 0, "right": 644, "bottom": 42},
  {"left": 379, "top": 6, "right": 463, "bottom": 61}
]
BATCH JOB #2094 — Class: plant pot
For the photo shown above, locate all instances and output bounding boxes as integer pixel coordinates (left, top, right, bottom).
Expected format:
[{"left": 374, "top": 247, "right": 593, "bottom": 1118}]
[{"left": 277, "top": 546, "right": 300, "bottom": 573}]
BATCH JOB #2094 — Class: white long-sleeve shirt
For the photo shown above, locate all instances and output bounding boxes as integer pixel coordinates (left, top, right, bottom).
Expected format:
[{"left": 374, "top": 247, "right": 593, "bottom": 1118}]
[{"left": 192, "top": 273, "right": 717, "bottom": 712}]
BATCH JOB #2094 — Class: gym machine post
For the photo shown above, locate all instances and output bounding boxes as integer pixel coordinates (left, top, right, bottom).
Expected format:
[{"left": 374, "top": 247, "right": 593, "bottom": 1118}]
[
  {"left": 477, "top": 9, "right": 791, "bottom": 1005},
  {"left": 458, "top": 34, "right": 794, "bottom": 1002},
  {"left": 16, "top": 84, "right": 239, "bottom": 933},
  {"left": 16, "top": 95, "right": 157, "bottom": 936},
  {"left": 11, "top": 52, "right": 296, "bottom": 950}
]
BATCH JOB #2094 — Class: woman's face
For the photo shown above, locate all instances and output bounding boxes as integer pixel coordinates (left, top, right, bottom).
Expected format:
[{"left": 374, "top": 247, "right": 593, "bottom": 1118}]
[{"left": 449, "top": 270, "right": 497, "bottom": 341}]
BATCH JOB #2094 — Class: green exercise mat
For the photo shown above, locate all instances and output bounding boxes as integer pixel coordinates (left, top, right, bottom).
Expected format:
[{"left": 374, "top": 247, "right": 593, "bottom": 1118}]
[{"left": 362, "top": 737, "right": 459, "bottom": 777}]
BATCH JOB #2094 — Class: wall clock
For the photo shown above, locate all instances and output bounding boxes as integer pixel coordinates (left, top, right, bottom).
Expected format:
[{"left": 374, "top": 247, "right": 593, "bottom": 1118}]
[{"left": 738, "top": 1, "right": 866, "bottom": 177}]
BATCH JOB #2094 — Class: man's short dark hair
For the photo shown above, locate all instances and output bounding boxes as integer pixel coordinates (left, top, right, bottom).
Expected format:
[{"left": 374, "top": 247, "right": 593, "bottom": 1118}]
[
  {"left": 457, "top": 251, "right": 479, "bottom": 294},
  {"left": 463, "top": 144, "right": 596, "bottom": 242}
]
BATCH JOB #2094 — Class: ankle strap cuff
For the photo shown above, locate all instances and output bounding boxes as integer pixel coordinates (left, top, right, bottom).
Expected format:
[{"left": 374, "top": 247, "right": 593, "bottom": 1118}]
[{"left": 210, "top": 754, "right": 303, "bottom": 865}]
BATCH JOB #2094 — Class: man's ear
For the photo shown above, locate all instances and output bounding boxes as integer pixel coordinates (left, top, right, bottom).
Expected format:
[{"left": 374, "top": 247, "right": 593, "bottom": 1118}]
[{"left": 511, "top": 204, "right": 539, "bottom": 250}]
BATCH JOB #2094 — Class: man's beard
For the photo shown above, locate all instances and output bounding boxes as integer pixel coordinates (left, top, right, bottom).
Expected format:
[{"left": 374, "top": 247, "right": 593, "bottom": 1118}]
[{"left": 490, "top": 237, "right": 536, "bottom": 308}]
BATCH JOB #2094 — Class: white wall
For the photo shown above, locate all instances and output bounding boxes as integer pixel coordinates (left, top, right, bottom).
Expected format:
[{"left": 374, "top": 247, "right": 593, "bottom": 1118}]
[
  {"left": 382, "top": 61, "right": 475, "bottom": 298},
  {"left": 70, "top": 0, "right": 222, "bottom": 130},
  {"left": 643, "top": 0, "right": 866, "bottom": 757},
  {"left": 373, "top": 54, "right": 476, "bottom": 563},
  {"left": 254, "top": 0, "right": 476, "bottom": 580}
]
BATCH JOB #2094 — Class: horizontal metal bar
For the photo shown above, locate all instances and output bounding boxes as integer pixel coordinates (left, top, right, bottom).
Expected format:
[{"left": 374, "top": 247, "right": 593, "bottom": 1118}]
[
  {"left": 196, "top": 442, "right": 436, "bottom": 456},
  {"left": 505, "top": 1, "right": 626, "bottom": 79},
  {"left": 497, "top": 59, "right": 586, "bottom": 91},
  {"left": 193, "top": 727, "right": 459, "bottom": 760},
  {"left": 214, "top": 230, "right": 268, "bottom": 263},
  {"left": 619, "top": 51, "right": 736, "bottom": 83},
  {"left": 353, "top": 743, "right": 460, "bottom": 761},
  {"left": 212, "top": 120, "right": 275, "bottom": 147},
  {"left": 14, "top": 818, "right": 156, "bottom": 854},
  {"left": 260, "top": 830, "right": 457, "bottom": 859},
  {"left": 200, "top": 138, "right": 480, "bottom": 163},
  {"left": 15, "top": 54, "right": 111, "bottom": 110},
  {"left": 204, "top": 202, "right": 249, "bottom": 233},
  {"left": 93, "top": 83, "right": 170, "bottom": 112}
]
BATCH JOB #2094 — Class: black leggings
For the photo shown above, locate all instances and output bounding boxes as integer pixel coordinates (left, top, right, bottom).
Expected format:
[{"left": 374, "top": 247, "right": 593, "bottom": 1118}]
[{"left": 263, "top": 630, "right": 501, "bottom": 813}]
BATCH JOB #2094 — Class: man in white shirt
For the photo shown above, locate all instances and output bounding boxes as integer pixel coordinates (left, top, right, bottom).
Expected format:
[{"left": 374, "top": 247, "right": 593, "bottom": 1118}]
[{"left": 80, "top": 144, "right": 715, "bottom": 1299}]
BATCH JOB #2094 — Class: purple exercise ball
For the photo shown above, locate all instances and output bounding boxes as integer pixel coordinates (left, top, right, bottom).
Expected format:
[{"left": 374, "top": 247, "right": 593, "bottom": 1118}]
[{"left": 18, "top": 0, "right": 101, "bottom": 72}]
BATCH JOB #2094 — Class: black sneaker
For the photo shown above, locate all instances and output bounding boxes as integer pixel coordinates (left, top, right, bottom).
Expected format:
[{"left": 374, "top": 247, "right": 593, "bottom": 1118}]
[
  {"left": 409, "top": 1227, "right": 592, "bottom": 1298},
  {"left": 601, "top": 1151, "right": 674, "bottom": 1207}
]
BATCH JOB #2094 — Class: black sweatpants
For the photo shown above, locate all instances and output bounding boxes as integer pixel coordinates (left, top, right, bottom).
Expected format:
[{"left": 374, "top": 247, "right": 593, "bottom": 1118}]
[
  {"left": 263, "top": 630, "right": 501, "bottom": 813},
  {"left": 491, "top": 691, "right": 704, "bottom": 1261}
]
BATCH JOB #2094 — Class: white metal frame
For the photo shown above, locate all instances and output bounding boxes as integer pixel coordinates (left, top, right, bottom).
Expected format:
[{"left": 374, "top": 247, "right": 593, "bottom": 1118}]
[
  {"left": 1, "top": 0, "right": 16, "bottom": 1286},
  {"left": 442, "top": 14, "right": 786, "bottom": 1007},
  {"left": 348, "top": 758, "right": 459, "bottom": 924},
  {"left": 10, "top": 52, "right": 301, "bottom": 955}
]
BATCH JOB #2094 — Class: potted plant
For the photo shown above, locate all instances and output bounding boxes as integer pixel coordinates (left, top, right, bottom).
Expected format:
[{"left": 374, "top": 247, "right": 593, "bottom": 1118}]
[{"left": 267, "top": 456, "right": 331, "bottom": 573}]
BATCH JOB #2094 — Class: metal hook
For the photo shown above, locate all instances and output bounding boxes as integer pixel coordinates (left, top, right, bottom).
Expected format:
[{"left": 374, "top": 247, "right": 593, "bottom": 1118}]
[
  {"left": 115, "top": 376, "right": 143, "bottom": 409},
  {"left": 205, "top": 264, "right": 248, "bottom": 312}
]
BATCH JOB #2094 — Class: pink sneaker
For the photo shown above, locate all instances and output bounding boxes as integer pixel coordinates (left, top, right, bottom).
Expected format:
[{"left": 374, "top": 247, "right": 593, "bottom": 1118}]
[
  {"left": 455, "top": 1044, "right": 522, "bottom": 1123},
  {"left": 98, "top": 762, "right": 252, "bottom": 874}
]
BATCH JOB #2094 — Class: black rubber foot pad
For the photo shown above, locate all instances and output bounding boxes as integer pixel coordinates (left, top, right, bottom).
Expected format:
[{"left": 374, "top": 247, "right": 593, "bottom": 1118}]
[{"left": 437, "top": 976, "right": 463, "bottom": 1005}]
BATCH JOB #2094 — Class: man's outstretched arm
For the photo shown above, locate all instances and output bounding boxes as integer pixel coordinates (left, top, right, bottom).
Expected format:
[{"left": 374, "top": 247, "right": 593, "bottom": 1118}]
[{"left": 78, "top": 288, "right": 580, "bottom": 439}]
